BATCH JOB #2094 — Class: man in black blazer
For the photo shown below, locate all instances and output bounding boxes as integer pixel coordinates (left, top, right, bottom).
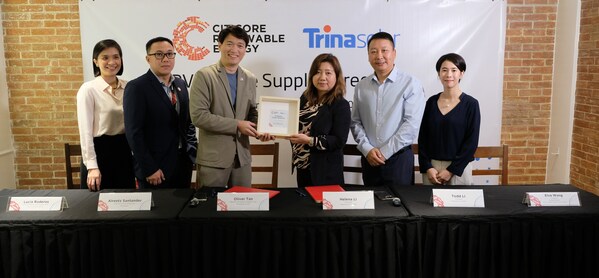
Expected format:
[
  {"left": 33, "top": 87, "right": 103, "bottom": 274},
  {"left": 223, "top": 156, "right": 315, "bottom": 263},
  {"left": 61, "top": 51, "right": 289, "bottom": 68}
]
[{"left": 124, "top": 37, "right": 197, "bottom": 188}]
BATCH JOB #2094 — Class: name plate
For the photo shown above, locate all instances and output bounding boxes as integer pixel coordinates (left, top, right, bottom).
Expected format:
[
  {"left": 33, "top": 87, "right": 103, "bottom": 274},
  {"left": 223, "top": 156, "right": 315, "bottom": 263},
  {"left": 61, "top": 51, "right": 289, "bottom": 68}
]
[
  {"left": 322, "top": 191, "right": 374, "bottom": 210},
  {"left": 216, "top": 192, "right": 269, "bottom": 211},
  {"left": 431, "top": 189, "right": 485, "bottom": 207},
  {"left": 97, "top": 192, "right": 152, "bottom": 211},
  {"left": 523, "top": 192, "right": 581, "bottom": 207},
  {"left": 7, "top": 196, "right": 68, "bottom": 211}
]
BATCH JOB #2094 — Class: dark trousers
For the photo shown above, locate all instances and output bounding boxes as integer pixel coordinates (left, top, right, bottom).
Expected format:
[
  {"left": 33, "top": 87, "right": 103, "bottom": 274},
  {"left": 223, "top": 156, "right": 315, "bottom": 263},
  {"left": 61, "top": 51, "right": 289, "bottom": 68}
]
[
  {"left": 137, "top": 149, "right": 193, "bottom": 189},
  {"left": 80, "top": 134, "right": 136, "bottom": 189},
  {"left": 296, "top": 168, "right": 312, "bottom": 188},
  {"left": 361, "top": 147, "right": 415, "bottom": 186}
]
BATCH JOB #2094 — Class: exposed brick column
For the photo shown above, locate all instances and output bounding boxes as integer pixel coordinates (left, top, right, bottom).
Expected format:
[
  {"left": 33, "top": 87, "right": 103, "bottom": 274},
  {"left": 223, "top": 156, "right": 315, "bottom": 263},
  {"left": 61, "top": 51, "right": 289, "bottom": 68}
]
[
  {"left": 572, "top": 0, "right": 599, "bottom": 194},
  {"left": 503, "top": 0, "right": 557, "bottom": 184}
]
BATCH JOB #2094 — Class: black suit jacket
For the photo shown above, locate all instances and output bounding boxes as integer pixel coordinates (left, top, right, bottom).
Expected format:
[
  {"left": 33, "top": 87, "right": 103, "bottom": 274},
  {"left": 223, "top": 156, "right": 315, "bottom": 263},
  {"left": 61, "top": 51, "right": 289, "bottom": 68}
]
[
  {"left": 303, "top": 95, "right": 351, "bottom": 186},
  {"left": 124, "top": 70, "right": 197, "bottom": 185}
]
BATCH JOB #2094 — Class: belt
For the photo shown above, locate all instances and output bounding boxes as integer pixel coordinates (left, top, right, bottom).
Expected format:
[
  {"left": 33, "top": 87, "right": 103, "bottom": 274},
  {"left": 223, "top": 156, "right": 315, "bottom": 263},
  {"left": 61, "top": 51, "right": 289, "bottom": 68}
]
[{"left": 396, "top": 145, "right": 412, "bottom": 155}]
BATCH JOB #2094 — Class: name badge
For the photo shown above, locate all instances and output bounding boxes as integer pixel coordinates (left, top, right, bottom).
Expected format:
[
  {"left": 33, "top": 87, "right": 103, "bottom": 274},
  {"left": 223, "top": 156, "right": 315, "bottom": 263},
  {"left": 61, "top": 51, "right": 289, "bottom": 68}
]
[
  {"left": 7, "top": 196, "right": 68, "bottom": 211},
  {"left": 431, "top": 189, "right": 485, "bottom": 207},
  {"left": 97, "top": 192, "right": 152, "bottom": 211},
  {"left": 216, "top": 192, "right": 269, "bottom": 211},
  {"left": 523, "top": 192, "right": 581, "bottom": 207},
  {"left": 322, "top": 191, "right": 374, "bottom": 210}
]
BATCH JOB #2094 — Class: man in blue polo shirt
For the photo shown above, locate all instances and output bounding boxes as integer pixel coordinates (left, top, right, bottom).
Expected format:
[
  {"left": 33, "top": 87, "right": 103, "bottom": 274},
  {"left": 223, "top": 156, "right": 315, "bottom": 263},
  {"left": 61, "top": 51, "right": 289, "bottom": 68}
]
[{"left": 351, "top": 31, "right": 425, "bottom": 186}]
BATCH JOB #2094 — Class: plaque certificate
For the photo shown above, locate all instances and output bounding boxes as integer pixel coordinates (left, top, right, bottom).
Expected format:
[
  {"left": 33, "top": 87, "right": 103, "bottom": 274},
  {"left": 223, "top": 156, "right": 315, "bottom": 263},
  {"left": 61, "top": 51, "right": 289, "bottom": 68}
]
[{"left": 257, "top": 96, "right": 300, "bottom": 137}]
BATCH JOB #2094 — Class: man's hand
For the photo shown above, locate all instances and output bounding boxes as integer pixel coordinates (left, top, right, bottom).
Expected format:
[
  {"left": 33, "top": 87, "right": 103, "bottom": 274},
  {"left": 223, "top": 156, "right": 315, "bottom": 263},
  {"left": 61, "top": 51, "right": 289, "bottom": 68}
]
[
  {"left": 366, "top": 148, "right": 386, "bottom": 166},
  {"left": 237, "top": 120, "right": 258, "bottom": 137},
  {"left": 256, "top": 133, "right": 276, "bottom": 142},
  {"left": 146, "top": 169, "right": 165, "bottom": 186}
]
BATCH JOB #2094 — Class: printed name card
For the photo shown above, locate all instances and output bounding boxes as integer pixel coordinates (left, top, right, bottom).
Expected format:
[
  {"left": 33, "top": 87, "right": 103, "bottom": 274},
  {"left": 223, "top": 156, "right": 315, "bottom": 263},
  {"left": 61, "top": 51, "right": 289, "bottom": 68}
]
[
  {"left": 97, "top": 192, "right": 152, "bottom": 211},
  {"left": 322, "top": 191, "right": 374, "bottom": 210},
  {"left": 217, "top": 192, "right": 269, "bottom": 211},
  {"left": 7, "top": 196, "right": 68, "bottom": 211},
  {"left": 523, "top": 192, "right": 581, "bottom": 207},
  {"left": 431, "top": 189, "right": 485, "bottom": 208}
]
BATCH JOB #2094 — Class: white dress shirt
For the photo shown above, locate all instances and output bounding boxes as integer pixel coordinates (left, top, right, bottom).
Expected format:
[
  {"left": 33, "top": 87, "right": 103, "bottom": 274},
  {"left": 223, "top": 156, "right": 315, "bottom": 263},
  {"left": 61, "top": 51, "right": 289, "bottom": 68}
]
[
  {"left": 76, "top": 76, "right": 127, "bottom": 169},
  {"left": 351, "top": 66, "right": 425, "bottom": 159}
]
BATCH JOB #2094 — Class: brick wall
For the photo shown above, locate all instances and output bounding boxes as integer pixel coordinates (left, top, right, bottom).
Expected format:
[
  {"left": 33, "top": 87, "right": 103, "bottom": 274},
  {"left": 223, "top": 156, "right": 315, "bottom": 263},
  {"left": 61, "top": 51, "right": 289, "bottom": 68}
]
[
  {"left": 502, "top": 0, "right": 557, "bottom": 184},
  {"left": 1, "top": 0, "right": 595, "bottom": 189},
  {"left": 572, "top": 0, "right": 599, "bottom": 194},
  {"left": 2, "top": 0, "right": 82, "bottom": 189}
]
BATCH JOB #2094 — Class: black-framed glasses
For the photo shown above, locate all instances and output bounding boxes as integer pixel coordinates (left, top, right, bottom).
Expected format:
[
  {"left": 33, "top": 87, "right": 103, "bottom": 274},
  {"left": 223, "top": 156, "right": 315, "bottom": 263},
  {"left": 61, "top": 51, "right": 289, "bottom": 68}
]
[{"left": 147, "top": 52, "right": 176, "bottom": 59}]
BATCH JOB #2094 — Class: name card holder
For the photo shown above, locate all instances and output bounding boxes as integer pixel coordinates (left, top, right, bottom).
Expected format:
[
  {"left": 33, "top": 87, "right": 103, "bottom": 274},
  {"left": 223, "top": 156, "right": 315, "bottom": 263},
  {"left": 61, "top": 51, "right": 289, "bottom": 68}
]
[
  {"left": 7, "top": 196, "right": 68, "bottom": 211},
  {"left": 431, "top": 189, "right": 485, "bottom": 208},
  {"left": 217, "top": 192, "right": 269, "bottom": 211},
  {"left": 523, "top": 192, "right": 581, "bottom": 207},
  {"left": 322, "top": 191, "right": 374, "bottom": 210},
  {"left": 97, "top": 192, "right": 153, "bottom": 211}
]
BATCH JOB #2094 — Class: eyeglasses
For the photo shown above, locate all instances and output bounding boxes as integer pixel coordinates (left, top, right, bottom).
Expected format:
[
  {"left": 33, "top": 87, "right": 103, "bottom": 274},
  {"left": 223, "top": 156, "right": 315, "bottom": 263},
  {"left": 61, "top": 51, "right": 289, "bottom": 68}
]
[{"left": 147, "top": 52, "right": 177, "bottom": 59}]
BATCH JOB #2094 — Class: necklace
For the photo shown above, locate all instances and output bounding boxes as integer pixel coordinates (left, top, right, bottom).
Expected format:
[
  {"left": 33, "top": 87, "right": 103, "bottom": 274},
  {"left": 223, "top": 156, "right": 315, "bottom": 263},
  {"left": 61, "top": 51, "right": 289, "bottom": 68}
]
[{"left": 440, "top": 98, "right": 453, "bottom": 108}]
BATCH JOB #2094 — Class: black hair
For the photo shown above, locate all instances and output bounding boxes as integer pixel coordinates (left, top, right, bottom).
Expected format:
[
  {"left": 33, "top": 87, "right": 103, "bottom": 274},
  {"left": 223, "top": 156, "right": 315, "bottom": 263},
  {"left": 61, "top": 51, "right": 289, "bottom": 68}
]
[
  {"left": 367, "top": 32, "right": 395, "bottom": 49},
  {"left": 435, "top": 53, "right": 467, "bottom": 73},
  {"left": 92, "top": 39, "right": 123, "bottom": 77},
  {"left": 218, "top": 26, "right": 250, "bottom": 46},
  {"left": 145, "top": 37, "right": 174, "bottom": 53}
]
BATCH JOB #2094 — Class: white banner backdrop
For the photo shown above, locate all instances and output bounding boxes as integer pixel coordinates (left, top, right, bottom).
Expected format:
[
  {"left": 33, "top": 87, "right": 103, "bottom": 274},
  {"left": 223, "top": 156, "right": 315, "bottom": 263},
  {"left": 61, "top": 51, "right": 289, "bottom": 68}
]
[{"left": 79, "top": 0, "right": 506, "bottom": 186}]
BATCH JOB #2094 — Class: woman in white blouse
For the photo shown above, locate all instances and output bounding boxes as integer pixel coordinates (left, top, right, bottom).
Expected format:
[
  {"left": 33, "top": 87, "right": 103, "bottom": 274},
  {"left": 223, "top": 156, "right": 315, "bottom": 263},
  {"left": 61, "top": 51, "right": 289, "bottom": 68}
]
[{"left": 76, "top": 39, "right": 135, "bottom": 190}]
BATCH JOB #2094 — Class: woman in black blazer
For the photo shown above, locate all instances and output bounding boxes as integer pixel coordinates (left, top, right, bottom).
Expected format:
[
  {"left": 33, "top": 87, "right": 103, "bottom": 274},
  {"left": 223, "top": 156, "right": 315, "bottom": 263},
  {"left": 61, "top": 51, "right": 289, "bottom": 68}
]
[{"left": 288, "top": 53, "right": 351, "bottom": 187}]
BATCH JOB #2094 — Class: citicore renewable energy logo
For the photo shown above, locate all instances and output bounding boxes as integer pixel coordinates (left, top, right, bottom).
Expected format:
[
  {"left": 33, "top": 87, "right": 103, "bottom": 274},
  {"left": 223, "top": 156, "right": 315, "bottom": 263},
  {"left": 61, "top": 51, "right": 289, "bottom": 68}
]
[{"left": 173, "top": 16, "right": 211, "bottom": 61}]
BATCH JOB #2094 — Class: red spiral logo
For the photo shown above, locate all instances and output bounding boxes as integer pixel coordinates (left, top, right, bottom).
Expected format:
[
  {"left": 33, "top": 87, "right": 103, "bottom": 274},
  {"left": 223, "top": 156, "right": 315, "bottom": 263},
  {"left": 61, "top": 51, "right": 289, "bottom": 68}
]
[
  {"left": 9, "top": 200, "right": 20, "bottom": 211},
  {"left": 172, "top": 16, "right": 211, "bottom": 61},
  {"left": 432, "top": 195, "right": 445, "bottom": 207},
  {"left": 97, "top": 200, "right": 108, "bottom": 211},
  {"left": 217, "top": 199, "right": 228, "bottom": 211}
]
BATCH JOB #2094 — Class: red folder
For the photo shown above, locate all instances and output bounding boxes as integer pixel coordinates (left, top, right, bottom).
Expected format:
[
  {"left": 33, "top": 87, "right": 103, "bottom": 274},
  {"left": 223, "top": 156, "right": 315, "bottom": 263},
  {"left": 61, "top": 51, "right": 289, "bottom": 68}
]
[
  {"left": 304, "top": 185, "right": 345, "bottom": 203},
  {"left": 225, "top": 186, "right": 280, "bottom": 199}
]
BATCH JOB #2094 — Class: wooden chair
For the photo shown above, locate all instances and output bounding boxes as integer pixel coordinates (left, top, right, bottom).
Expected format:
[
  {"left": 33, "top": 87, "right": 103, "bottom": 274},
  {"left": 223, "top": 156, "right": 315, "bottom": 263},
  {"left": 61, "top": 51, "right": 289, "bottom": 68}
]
[
  {"left": 64, "top": 143, "right": 82, "bottom": 189},
  {"left": 343, "top": 144, "right": 362, "bottom": 174},
  {"left": 343, "top": 144, "right": 364, "bottom": 186},
  {"left": 250, "top": 142, "right": 279, "bottom": 188},
  {"left": 413, "top": 144, "right": 509, "bottom": 185}
]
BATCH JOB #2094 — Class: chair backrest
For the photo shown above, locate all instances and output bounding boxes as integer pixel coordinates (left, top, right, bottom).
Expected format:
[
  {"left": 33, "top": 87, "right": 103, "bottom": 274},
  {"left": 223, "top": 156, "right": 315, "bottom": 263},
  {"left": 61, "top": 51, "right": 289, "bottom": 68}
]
[
  {"left": 250, "top": 142, "right": 279, "bottom": 188},
  {"left": 64, "top": 143, "right": 82, "bottom": 189},
  {"left": 413, "top": 144, "right": 509, "bottom": 185},
  {"left": 343, "top": 144, "right": 362, "bottom": 173},
  {"left": 343, "top": 144, "right": 364, "bottom": 186}
]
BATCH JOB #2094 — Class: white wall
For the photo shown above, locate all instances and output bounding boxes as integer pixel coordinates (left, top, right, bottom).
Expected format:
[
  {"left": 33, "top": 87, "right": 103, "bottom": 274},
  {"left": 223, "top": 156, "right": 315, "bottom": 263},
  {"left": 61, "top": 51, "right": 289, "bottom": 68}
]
[{"left": 546, "top": 0, "right": 581, "bottom": 184}]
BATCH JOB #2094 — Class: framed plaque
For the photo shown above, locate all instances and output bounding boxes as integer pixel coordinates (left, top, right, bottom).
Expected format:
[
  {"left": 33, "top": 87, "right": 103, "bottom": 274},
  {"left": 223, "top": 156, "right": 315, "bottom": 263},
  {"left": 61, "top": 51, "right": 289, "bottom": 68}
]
[{"left": 257, "top": 96, "right": 300, "bottom": 137}]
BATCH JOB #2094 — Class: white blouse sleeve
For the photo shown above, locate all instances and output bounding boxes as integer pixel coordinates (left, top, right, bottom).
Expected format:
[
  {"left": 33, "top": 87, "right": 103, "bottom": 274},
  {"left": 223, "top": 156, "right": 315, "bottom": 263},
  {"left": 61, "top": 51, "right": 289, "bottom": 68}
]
[{"left": 76, "top": 83, "right": 98, "bottom": 169}]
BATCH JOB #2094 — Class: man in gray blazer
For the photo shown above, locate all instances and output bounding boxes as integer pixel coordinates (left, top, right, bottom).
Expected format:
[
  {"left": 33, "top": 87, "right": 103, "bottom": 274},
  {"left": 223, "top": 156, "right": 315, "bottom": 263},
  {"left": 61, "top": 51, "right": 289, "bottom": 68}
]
[{"left": 189, "top": 26, "right": 259, "bottom": 187}]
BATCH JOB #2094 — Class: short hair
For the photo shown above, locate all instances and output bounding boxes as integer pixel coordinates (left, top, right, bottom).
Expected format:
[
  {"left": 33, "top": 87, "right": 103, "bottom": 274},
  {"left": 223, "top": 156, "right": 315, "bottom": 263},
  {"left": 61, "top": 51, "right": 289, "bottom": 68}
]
[
  {"left": 367, "top": 32, "right": 395, "bottom": 49},
  {"left": 218, "top": 26, "right": 250, "bottom": 46},
  {"left": 145, "top": 37, "right": 174, "bottom": 53},
  {"left": 436, "top": 53, "right": 467, "bottom": 73},
  {"left": 92, "top": 39, "right": 124, "bottom": 77},
  {"left": 303, "top": 53, "right": 346, "bottom": 106}
]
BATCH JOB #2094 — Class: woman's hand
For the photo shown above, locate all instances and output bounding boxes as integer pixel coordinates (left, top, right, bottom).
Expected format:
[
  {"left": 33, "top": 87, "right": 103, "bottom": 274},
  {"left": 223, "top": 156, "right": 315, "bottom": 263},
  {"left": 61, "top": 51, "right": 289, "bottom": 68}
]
[
  {"left": 288, "top": 133, "right": 311, "bottom": 145},
  {"left": 436, "top": 170, "right": 454, "bottom": 185},
  {"left": 426, "top": 168, "right": 442, "bottom": 185},
  {"left": 87, "top": 169, "right": 102, "bottom": 191}
]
